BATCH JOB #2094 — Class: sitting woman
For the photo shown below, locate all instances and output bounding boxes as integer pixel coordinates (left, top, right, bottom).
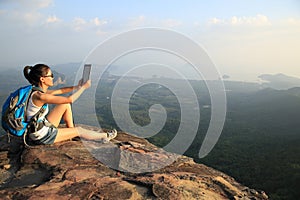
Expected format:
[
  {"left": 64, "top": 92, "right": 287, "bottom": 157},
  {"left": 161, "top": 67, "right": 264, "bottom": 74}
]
[{"left": 23, "top": 63, "right": 117, "bottom": 145}]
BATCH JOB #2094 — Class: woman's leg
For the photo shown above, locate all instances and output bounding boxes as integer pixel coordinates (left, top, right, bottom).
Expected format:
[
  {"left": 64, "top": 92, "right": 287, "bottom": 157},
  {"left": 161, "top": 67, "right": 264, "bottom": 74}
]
[
  {"left": 47, "top": 104, "right": 74, "bottom": 128},
  {"left": 47, "top": 104, "right": 117, "bottom": 143},
  {"left": 53, "top": 127, "right": 108, "bottom": 143}
]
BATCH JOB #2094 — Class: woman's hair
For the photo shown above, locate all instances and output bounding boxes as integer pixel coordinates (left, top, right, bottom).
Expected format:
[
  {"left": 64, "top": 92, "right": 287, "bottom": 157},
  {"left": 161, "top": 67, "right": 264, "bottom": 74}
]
[{"left": 23, "top": 64, "right": 50, "bottom": 86}]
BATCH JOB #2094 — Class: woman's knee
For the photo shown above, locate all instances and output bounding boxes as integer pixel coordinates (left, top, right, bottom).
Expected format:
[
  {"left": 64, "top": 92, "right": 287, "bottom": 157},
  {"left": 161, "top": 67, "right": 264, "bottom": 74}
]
[
  {"left": 47, "top": 103, "right": 73, "bottom": 127},
  {"left": 58, "top": 103, "right": 72, "bottom": 113},
  {"left": 66, "top": 103, "right": 73, "bottom": 111},
  {"left": 61, "top": 103, "right": 71, "bottom": 109}
]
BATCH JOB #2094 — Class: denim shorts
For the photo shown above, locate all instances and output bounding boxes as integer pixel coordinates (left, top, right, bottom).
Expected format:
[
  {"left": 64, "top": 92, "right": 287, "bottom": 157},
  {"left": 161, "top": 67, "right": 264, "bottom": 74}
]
[
  {"left": 37, "top": 126, "right": 58, "bottom": 144},
  {"left": 30, "top": 119, "right": 58, "bottom": 145}
]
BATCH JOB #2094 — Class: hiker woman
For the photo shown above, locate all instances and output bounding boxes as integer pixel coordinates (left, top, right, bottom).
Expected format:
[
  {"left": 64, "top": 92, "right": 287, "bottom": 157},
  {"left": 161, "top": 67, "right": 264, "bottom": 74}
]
[{"left": 23, "top": 63, "right": 117, "bottom": 145}]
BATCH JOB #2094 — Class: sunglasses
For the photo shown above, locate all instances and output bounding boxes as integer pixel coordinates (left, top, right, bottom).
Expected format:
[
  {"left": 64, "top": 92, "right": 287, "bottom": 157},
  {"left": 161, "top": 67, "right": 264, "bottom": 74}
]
[{"left": 43, "top": 74, "right": 54, "bottom": 78}]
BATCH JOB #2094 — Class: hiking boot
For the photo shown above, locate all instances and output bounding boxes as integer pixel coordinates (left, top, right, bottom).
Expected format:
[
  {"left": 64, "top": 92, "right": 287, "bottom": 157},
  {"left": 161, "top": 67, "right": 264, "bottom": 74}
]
[{"left": 103, "top": 129, "right": 117, "bottom": 143}]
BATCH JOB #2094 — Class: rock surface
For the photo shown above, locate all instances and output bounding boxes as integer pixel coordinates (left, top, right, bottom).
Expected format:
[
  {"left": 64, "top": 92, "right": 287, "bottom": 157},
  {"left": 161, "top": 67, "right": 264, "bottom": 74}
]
[{"left": 0, "top": 125, "right": 268, "bottom": 200}]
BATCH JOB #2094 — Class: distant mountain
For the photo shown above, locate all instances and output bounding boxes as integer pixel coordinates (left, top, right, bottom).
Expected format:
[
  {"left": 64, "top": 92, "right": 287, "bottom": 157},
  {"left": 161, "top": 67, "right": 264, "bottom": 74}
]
[
  {"left": 286, "top": 87, "right": 300, "bottom": 97},
  {"left": 223, "top": 80, "right": 262, "bottom": 93},
  {"left": 258, "top": 73, "right": 300, "bottom": 90}
]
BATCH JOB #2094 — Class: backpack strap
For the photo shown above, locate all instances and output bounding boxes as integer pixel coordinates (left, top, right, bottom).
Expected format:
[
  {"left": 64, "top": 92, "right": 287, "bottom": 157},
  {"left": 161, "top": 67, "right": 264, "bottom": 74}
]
[
  {"left": 29, "top": 104, "right": 47, "bottom": 125},
  {"left": 24, "top": 86, "right": 48, "bottom": 123},
  {"left": 32, "top": 86, "right": 44, "bottom": 93},
  {"left": 23, "top": 87, "right": 48, "bottom": 148},
  {"left": 30, "top": 86, "right": 47, "bottom": 123}
]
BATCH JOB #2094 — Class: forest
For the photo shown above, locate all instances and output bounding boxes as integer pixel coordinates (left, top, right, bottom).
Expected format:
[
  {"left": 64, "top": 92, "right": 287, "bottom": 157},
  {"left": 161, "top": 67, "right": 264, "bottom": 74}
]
[{"left": 92, "top": 76, "right": 300, "bottom": 200}]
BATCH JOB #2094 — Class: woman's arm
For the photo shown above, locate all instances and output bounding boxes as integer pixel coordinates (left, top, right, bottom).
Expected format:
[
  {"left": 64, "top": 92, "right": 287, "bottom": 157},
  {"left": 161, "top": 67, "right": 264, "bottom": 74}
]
[
  {"left": 47, "top": 79, "right": 83, "bottom": 95},
  {"left": 47, "top": 85, "right": 79, "bottom": 95},
  {"left": 37, "top": 80, "right": 91, "bottom": 105}
]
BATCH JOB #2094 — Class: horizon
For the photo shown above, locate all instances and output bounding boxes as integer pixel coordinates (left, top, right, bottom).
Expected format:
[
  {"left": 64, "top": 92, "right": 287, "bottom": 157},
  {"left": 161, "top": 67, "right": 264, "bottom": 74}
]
[
  {"left": 2, "top": 63, "right": 300, "bottom": 86},
  {"left": 0, "top": 1, "right": 300, "bottom": 82}
]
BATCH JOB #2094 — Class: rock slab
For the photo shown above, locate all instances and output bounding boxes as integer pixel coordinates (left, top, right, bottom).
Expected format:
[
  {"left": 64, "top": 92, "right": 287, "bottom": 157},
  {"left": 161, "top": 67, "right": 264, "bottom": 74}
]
[{"left": 0, "top": 125, "right": 268, "bottom": 200}]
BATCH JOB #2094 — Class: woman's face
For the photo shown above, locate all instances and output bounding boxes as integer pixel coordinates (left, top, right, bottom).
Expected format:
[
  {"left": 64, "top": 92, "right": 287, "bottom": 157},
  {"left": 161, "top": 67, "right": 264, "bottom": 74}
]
[{"left": 41, "top": 69, "right": 54, "bottom": 87}]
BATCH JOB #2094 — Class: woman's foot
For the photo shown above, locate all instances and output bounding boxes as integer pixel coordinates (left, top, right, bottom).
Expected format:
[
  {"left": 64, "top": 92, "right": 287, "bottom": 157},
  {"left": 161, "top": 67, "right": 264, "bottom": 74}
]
[{"left": 76, "top": 126, "right": 108, "bottom": 141}]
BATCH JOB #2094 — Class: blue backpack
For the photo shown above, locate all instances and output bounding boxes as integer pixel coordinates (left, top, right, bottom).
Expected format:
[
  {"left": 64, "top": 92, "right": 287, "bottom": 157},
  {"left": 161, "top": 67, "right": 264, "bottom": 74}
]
[{"left": 1, "top": 85, "right": 47, "bottom": 137}]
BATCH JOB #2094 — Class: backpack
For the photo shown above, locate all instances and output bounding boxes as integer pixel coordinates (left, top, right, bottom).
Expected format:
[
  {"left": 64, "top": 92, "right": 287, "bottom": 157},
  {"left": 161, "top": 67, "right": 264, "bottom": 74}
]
[{"left": 1, "top": 85, "right": 47, "bottom": 137}]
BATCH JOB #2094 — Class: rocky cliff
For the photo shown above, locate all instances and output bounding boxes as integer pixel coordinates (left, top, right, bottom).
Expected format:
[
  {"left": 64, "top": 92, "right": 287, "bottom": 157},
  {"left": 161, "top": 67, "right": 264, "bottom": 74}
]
[{"left": 0, "top": 125, "right": 268, "bottom": 200}]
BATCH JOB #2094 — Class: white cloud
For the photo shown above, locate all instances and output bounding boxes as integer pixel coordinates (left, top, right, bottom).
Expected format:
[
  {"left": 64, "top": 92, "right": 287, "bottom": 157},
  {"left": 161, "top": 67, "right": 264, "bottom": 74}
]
[
  {"left": 35, "top": 0, "right": 53, "bottom": 9},
  {"left": 0, "top": 0, "right": 53, "bottom": 26},
  {"left": 71, "top": 17, "right": 109, "bottom": 33},
  {"left": 46, "top": 15, "right": 61, "bottom": 24},
  {"left": 209, "top": 17, "right": 222, "bottom": 25},
  {"left": 72, "top": 17, "right": 87, "bottom": 31},
  {"left": 208, "top": 14, "right": 271, "bottom": 26},
  {"left": 161, "top": 19, "right": 182, "bottom": 28},
  {"left": 285, "top": 17, "right": 300, "bottom": 26},
  {"left": 199, "top": 15, "right": 300, "bottom": 81},
  {"left": 92, "top": 17, "right": 107, "bottom": 26}
]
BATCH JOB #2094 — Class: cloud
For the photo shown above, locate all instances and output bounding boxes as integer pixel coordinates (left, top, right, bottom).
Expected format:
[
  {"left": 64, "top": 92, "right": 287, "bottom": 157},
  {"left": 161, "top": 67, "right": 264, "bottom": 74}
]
[
  {"left": 72, "top": 17, "right": 87, "bottom": 31},
  {"left": 34, "top": 0, "right": 53, "bottom": 9},
  {"left": 285, "top": 17, "right": 300, "bottom": 26},
  {"left": 71, "top": 16, "right": 109, "bottom": 34},
  {"left": 92, "top": 17, "right": 108, "bottom": 26},
  {"left": 46, "top": 15, "right": 61, "bottom": 24},
  {"left": 0, "top": 0, "right": 54, "bottom": 26},
  {"left": 208, "top": 14, "right": 271, "bottom": 26},
  {"left": 197, "top": 14, "right": 300, "bottom": 81},
  {"left": 161, "top": 19, "right": 182, "bottom": 28}
]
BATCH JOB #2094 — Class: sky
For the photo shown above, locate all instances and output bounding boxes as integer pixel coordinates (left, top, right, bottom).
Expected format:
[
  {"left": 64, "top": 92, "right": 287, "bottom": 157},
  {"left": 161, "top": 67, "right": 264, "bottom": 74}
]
[{"left": 0, "top": 0, "right": 299, "bottom": 81}]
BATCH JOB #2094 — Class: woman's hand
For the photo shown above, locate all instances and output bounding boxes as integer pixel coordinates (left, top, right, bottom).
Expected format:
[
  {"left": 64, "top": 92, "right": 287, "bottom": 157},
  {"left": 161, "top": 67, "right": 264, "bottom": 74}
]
[
  {"left": 77, "top": 79, "right": 90, "bottom": 89},
  {"left": 82, "top": 80, "right": 91, "bottom": 89},
  {"left": 78, "top": 79, "right": 83, "bottom": 87}
]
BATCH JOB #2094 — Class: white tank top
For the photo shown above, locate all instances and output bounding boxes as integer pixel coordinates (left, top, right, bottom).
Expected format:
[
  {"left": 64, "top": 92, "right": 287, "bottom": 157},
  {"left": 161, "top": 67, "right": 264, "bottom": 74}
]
[
  {"left": 26, "top": 91, "right": 50, "bottom": 140},
  {"left": 26, "top": 91, "right": 49, "bottom": 120}
]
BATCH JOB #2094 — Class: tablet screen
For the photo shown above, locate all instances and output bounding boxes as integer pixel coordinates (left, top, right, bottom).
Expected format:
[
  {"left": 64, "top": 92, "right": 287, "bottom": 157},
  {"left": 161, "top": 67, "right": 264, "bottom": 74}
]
[{"left": 82, "top": 64, "right": 91, "bottom": 83}]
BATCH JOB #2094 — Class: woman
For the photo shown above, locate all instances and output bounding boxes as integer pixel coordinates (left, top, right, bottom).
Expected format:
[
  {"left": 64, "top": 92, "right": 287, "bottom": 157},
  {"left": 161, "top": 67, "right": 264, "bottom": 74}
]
[{"left": 23, "top": 63, "right": 117, "bottom": 145}]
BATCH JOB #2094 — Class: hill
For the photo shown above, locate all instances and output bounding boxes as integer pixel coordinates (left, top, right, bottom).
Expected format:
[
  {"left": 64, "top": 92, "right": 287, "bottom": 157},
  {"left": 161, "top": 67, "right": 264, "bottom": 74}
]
[{"left": 258, "top": 73, "right": 300, "bottom": 90}]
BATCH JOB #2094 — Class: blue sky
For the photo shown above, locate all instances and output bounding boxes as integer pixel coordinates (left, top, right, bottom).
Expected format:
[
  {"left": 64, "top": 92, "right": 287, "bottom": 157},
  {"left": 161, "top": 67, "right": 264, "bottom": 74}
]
[
  {"left": 0, "top": 0, "right": 299, "bottom": 81},
  {"left": 51, "top": 1, "right": 299, "bottom": 20}
]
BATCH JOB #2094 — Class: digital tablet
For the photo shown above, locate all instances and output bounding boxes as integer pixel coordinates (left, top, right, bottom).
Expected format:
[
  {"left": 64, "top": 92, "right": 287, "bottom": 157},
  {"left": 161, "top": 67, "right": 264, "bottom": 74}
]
[{"left": 82, "top": 64, "right": 91, "bottom": 83}]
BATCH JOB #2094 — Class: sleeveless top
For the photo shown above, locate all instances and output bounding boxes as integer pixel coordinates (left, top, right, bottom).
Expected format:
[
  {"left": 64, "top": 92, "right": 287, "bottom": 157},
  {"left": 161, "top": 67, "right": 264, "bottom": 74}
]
[{"left": 26, "top": 91, "right": 50, "bottom": 140}]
